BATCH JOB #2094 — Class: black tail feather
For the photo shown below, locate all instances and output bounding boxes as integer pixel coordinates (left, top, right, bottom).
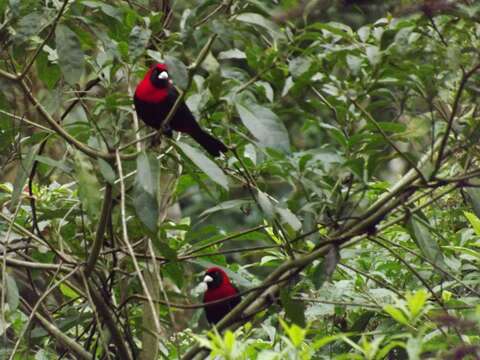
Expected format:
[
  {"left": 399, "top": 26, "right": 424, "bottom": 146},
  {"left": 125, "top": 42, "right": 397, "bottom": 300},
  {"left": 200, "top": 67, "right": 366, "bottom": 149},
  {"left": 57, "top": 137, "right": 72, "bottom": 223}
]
[{"left": 189, "top": 129, "right": 228, "bottom": 157}]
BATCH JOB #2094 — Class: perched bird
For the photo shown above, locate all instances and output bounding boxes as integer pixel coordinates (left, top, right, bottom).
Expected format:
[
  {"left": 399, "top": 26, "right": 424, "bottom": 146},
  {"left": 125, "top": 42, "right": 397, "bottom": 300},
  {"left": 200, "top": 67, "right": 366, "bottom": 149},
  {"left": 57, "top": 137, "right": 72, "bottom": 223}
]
[
  {"left": 203, "top": 267, "right": 241, "bottom": 324},
  {"left": 134, "top": 63, "right": 228, "bottom": 157}
]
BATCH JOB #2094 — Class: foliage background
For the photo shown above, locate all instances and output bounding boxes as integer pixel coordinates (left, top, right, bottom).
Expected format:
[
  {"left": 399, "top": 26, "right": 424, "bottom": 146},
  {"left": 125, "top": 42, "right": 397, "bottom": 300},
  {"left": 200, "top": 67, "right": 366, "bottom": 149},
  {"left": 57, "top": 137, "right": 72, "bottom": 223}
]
[{"left": 1, "top": 0, "right": 480, "bottom": 359}]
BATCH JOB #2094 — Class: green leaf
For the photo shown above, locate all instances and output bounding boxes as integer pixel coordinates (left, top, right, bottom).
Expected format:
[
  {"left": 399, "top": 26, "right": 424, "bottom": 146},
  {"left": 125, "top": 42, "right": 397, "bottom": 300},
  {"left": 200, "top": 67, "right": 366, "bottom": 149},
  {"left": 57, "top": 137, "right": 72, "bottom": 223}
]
[
  {"left": 276, "top": 207, "right": 301, "bottom": 232},
  {"left": 14, "top": 12, "right": 45, "bottom": 42},
  {"left": 407, "top": 213, "right": 448, "bottom": 274},
  {"left": 312, "top": 334, "right": 344, "bottom": 350},
  {"left": 235, "top": 102, "right": 290, "bottom": 151},
  {"left": 366, "top": 45, "right": 381, "bottom": 66},
  {"left": 199, "top": 199, "right": 251, "bottom": 217},
  {"left": 60, "top": 284, "right": 79, "bottom": 299},
  {"left": 236, "top": 12, "right": 285, "bottom": 41},
  {"left": 383, "top": 305, "right": 409, "bottom": 326},
  {"left": 218, "top": 49, "right": 246, "bottom": 60},
  {"left": 136, "top": 152, "right": 159, "bottom": 196},
  {"left": 442, "top": 246, "right": 480, "bottom": 261},
  {"left": 289, "top": 57, "right": 311, "bottom": 78},
  {"left": 97, "top": 159, "right": 116, "bottom": 185},
  {"left": 129, "top": 25, "right": 151, "bottom": 60},
  {"left": 55, "top": 24, "right": 85, "bottom": 85},
  {"left": 36, "top": 47, "right": 61, "bottom": 88},
  {"left": 406, "top": 290, "right": 429, "bottom": 319},
  {"left": 464, "top": 211, "right": 480, "bottom": 236},
  {"left": 82, "top": 1, "right": 123, "bottom": 21},
  {"left": 35, "top": 155, "right": 71, "bottom": 172},
  {"left": 165, "top": 55, "right": 189, "bottom": 90},
  {"left": 280, "top": 289, "right": 306, "bottom": 327},
  {"left": 74, "top": 151, "right": 101, "bottom": 220},
  {"left": 278, "top": 319, "right": 306, "bottom": 348},
  {"left": 177, "top": 141, "right": 228, "bottom": 190}
]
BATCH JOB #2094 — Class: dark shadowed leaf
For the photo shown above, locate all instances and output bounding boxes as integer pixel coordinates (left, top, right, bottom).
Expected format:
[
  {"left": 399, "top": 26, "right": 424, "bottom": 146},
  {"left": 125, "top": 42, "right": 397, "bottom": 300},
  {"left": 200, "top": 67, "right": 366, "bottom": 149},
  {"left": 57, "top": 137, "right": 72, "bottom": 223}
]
[
  {"left": 164, "top": 262, "right": 184, "bottom": 288},
  {"left": 280, "top": 289, "right": 306, "bottom": 327},
  {"left": 10, "top": 143, "right": 40, "bottom": 210},
  {"left": 74, "top": 151, "right": 101, "bottom": 220},
  {"left": 55, "top": 24, "right": 85, "bottom": 85},
  {"left": 407, "top": 213, "right": 448, "bottom": 274},
  {"left": 465, "top": 188, "right": 480, "bottom": 219},
  {"left": 153, "top": 235, "right": 177, "bottom": 260},
  {"left": 133, "top": 184, "right": 158, "bottom": 232},
  {"left": 134, "top": 152, "right": 159, "bottom": 232},
  {"left": 236, "top": 102, "right": 290, "bottom": 151},
  {"left": 312, "top": 247, "right": 340, "bottom": 289},
  {"left": 177, "top": 141, "right": 228, "bottom": 190},
  {"left": 5, "top": 273, "right": 19, "bottom": 311}
]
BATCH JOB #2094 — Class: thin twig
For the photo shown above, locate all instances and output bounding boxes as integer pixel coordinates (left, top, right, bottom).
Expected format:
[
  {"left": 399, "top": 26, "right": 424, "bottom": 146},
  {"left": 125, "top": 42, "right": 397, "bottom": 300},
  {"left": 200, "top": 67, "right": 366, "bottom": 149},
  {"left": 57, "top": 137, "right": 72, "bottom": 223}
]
[
  {"left": 434, "top": 63, "right": 480, "bottom": 173},
  {"left": 115, "top": 150, "right": 163, "bottom": 335}
]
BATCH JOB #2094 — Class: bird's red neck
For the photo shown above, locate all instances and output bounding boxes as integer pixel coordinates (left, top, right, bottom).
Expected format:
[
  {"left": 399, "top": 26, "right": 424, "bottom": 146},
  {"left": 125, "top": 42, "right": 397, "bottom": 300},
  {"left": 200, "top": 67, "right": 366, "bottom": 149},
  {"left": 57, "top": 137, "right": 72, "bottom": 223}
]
[{"left": 134, "top": 67, "right": 169, "bottom": 103}]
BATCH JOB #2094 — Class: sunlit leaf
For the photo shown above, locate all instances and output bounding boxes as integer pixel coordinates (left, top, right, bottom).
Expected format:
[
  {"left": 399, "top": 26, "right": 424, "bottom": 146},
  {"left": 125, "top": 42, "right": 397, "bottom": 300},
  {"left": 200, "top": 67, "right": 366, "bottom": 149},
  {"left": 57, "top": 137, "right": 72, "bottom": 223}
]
[
  {"left": 236, "top": 101, "right": 290, "bottom": 151},
  {"left": 177, "top": 141, "right": 228, "bottom": 190},
  {"left": 129, "top": 25, "right": 151, "bottom": 60},
  {"left": 464, "top": 211, "right": 480, "bottom": 236}
]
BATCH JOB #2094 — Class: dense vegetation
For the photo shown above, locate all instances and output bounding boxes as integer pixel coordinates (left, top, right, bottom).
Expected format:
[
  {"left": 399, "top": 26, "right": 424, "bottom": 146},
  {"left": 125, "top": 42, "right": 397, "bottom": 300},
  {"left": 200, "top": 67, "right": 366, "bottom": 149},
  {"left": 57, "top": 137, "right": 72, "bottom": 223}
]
[{"left": 1, "top": 0, "right": 480, "bottom": 359}]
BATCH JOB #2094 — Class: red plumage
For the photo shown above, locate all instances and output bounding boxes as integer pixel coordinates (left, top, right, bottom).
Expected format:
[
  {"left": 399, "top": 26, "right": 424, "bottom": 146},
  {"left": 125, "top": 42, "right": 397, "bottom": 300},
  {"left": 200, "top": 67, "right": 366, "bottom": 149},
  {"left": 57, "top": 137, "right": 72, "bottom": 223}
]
[
  {"left": 133, "top": 63, "right": 228, "bottom": 157},
  {"left": 203, "top": 267, "right": 241, "bottom": 324},
  {"left": 134, "top": 64, "right": 169, "bottom": 103}
]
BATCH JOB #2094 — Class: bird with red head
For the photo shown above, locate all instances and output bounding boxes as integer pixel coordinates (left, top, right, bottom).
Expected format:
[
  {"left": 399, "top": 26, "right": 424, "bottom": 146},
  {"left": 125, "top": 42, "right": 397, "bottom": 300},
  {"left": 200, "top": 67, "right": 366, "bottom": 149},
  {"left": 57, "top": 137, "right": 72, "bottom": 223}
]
[
  {"left": 202, "top": 267, "right": 241, "bottom": 324},
  {"left": 134, "top": 63, "right": 228, "bottom": 157}
]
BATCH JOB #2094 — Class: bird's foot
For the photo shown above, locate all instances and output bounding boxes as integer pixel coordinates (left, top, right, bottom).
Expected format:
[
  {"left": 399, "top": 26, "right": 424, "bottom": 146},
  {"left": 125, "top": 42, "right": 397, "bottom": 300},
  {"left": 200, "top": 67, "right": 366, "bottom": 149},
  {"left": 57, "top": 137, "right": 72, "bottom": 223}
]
[{"left": 150, "top": 132, "right": 163, "bottom": 147}]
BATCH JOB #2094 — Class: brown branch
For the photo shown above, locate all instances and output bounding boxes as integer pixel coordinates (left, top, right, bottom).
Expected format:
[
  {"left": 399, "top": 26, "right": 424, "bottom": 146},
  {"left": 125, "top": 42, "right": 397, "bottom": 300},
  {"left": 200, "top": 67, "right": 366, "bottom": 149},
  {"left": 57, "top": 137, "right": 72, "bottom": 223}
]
[
  {"left": 22, "top": 299, "right": 93, "bottom": 360},
  {"left": 85, "top": 282, "right": 133, "bottom": 360},
  {"left": 84, "top": 183, "right": 113, "bottom": 278}
]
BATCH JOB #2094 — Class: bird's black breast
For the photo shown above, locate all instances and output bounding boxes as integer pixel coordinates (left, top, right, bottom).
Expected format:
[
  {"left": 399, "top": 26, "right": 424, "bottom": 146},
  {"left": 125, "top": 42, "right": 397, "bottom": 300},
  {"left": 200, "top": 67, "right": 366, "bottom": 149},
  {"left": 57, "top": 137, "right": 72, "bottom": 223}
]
[
  {"left": 134, "top": 87, "right": 197, "bottom": 132},
  {"left": 134, "top": 94, "right": 172, "bottom": 129},
  {"left": 205, "top": 290, "right": 241, "bottom": 324}
]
